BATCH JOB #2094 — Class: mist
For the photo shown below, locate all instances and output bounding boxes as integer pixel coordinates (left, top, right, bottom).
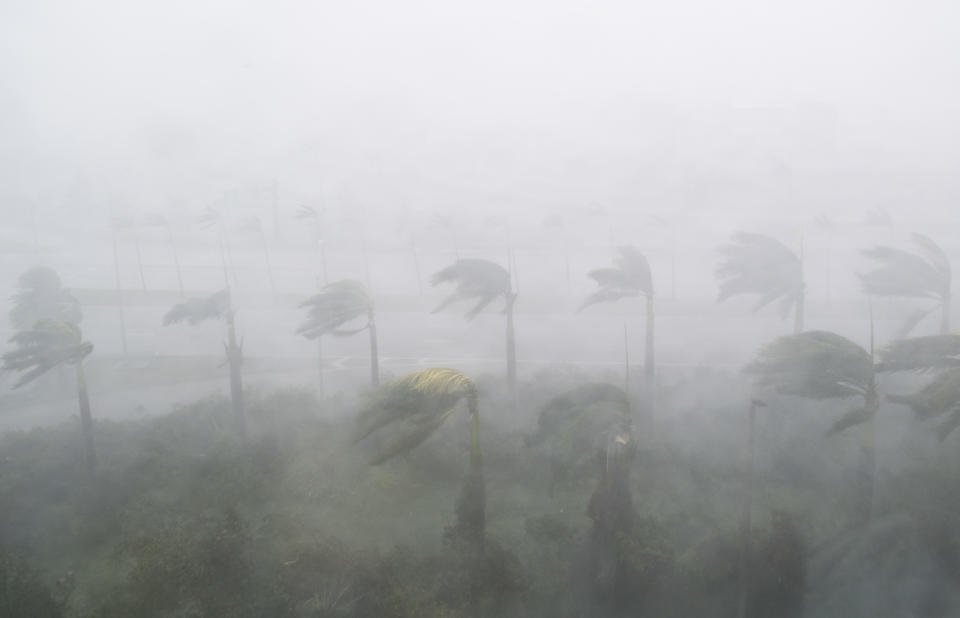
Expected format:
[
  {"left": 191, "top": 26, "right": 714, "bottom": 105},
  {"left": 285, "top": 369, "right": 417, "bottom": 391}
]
[{"left": 2, "top": 1, "right": 960, "bottom": 616}]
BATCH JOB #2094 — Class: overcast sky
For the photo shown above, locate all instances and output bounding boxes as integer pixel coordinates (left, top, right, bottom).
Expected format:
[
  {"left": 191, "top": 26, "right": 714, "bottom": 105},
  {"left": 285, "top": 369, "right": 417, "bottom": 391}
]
[{"left": 2, "top": 0, "right": 959, "bottom": 222}]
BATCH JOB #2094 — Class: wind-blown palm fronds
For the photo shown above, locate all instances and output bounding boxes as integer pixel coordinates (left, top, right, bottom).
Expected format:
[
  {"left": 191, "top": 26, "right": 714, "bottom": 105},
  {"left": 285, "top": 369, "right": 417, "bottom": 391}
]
[
  {"left": 745, "top": 331, "right": 872, "bottom": 400},
  {"left": 524, "top": 383, "right": 630, "bottom": 496},
  {"left": 3, "top": 319, "right": 92, "bottom": 388},
  {"left": 716, "top": 232, "right": 804, "bottom": 332},
  {"left": 746, "top": 329, "right": 877, "bottom": 523},
  {"left": 297, "top": 280, "right": 372, "bottom": 338},
  {"left": 580, "top": 247, "right": 653, "bottom": 310},
  {"left": 876, "top": 334, "right": 960, "bottom": 373},
  {"left": 431, "top": 259, "right": 516, "bottom": 406},
  {"left": 3, "top": 318, "right": 96, "bottom": 469},
  {"left": 860, "top": 234, "right": 952, "bottom": 333},
  {"left": 297, "top": 280, "right": 379, "bottom": 387},
  {"left": 431, "top": 259, "right": 512, "bottom": 319},
  {"left": 580, "top": 246, "right": 656, "bottom": 427},
  {"left": 356, "top": 368, "right": 485, "bottom": 547},
  {"left": 162, "top": 289, "right": 246, "bottom": 439},
  {"left": 162, "top": 290, "right": 230, "bottom": 326},
  {"left": 9, "top": 267, "right": 82, "bottom": 329}
]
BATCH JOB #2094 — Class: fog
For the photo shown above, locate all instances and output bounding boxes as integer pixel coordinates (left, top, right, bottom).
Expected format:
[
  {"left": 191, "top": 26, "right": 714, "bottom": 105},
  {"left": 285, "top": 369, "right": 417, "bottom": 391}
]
[{"left": 2, "top": 1, "right": 960, "bottom": 617}]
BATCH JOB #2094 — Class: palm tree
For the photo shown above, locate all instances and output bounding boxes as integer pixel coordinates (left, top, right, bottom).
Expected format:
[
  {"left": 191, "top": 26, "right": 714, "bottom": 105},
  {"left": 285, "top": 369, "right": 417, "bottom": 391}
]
[
  {"left": 2, "top": 319, "right": 96, "bottom": 470},
  {"left": 162, "top": 289, "right": 246, "bottom": 440},
  {"left": 296, "top": 279, "right": 379, "bottom": 392},
  {"left": 738, "top": 397, "right": 767, "bottom": 618},
  {"left": 525, "top": 382, "right": 630, "bottom": 496},
  {"left": 875, "top": 334, "right": 960, "bottom": 440},
  {"left": 431, "top": 259, "right": 516, "bottom": 405},
  {"left": 860, "top": 233, "right": 952, "bottom": 334},
  {"left": 580, "top": 246, "right": 656, "bottom": 426},
  {"left": 355, "top": 368, "right": 484, "bottom": 547},
  {"left": 745, "top": 330, "right": 877, "bottom": 523},
  {"left": 717, "top": 232, "right": 805, "bottom": 333},
  {"left": 9, "top": 267, "right": 82, "bottom": 330}
]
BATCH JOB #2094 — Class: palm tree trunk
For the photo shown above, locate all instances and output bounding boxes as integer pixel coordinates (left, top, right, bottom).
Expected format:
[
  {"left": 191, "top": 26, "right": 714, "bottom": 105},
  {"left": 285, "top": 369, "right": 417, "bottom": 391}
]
[
  {"left": 793, "top": 285, "right": 805, "bottom": 333},
  {"left": 166, "top": 225, "right": 185, "bottom": 298},
  {"left": 644, "top": 294, "right": 655, "bottom": 430},
  {"left": 856, "top": 387, "right": 878, "bottom": 525},
  {"left": 368, "top": 311, "right": 380, "bottom": 387},
  {"left": 110, "top": 230, "right": 129, "bottom": 357},
  {"left": 316, "top": 337, "right": 325, "bottom": 400},
  {"left": 457, "top": 393, "right": 486, "bottom": 550},
  {"left": 506, "top": 294, "right": 517, "bottom": 410},
  {"left": 738, "top": 400, "right": 758, "bottom": 618},
  {"left": 225, "top": 312, "right": 247, "bottom": 441},
  {"left": 75, "top": 361, "right": 96, "bottom": 472},
  {"left": 941, "top": 295, "right": 951, "bottom": 334}
]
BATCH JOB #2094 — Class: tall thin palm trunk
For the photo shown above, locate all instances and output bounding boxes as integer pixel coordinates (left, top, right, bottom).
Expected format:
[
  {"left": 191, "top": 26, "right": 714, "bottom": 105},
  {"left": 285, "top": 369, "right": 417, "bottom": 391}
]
[
  {"left": 942, "top": 296, "right": 951, "bottom": 334},
  {"left": 76, "top": 361, "right": 95, "bottom": 472},
  {"left": 110, "top": 229, "right": 129, "bottom": 356},
  {"left": 644, "top": 294, "right": 655, "bottom": 428},
  {"left": 225, "top": 309, "right": 247, "bottom": 441},
  {"left": 368, "top": 310, "right": 380, "bottom": 387},
  {"left": 166, "top": 224, "right": 185, "bottom": 298},
  {"left": 506, "top": 294, "right": 517, "bottom": 409},
  {"left": 738, "top": 399, "right": 762, "bottom": 618},
  {"left": 856, "top": 387, "right": 878, "bottom": 525},
  {"left": 793, "top": 285, "right": 805, "bottom": 334},
  {"left": 316, "top": 337, "right": 325, "bottom": 400}
]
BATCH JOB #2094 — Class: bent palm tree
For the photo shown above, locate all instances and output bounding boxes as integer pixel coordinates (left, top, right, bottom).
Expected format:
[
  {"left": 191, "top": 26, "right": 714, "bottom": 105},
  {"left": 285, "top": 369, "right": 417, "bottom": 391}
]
[
  {"left": 525, "top": 382, "right": 630, "bottom": 496},
  {"left": 10, "top": 267, "right": 82, "bottom": 329},
  {"left": 745, "top": 330, "right": 877, "bottom": 523},
  {"left": 860, "top": 234, "right": 952, "bottom": 334},
  {"left": 2, "top": 319, "right": 96, "bottom": 470},
  {"left": 355, "top": 368, "right": 484, "bottom": 547},
  {"left": 717, "top": 232, "right": 805, "bottom": 333},
  {"left": 876, "top": 334, "right": 960, "bottom": 440},
  {"left": 163, "top": 289, "right": 247, "bottom": 440},
  {"left": 580, "top": 247, "right": 655, "bottom": 425},
  {"left": 297, "top": 280, "right": 378, "bottom": 390},
  {"left": 431, "top": 259, "right": 516, "bottom": 405}
]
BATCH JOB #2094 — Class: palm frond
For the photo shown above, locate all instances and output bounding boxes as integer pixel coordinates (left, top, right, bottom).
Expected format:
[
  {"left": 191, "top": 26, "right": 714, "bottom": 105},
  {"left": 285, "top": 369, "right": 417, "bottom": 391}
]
[
  {"left": 580, "top": 247, "right": 652, "bottom": 311},
  {"left": 876, "top": 335, "right": 960, "bottom": 373},
  {"left": 525, "top": 383, "right": 629, "bottom": 447},
  {"left": 296, "top": 280, "right": 372, "bottom": 339},
  {"left": 295, "top": 205, "right": 318, "bottom": 220},
  {"left": 744, "top": 331, "right": 872, "bottom": 399},
  {"left": 885, "top": 368, "right": 960, "bottom": 420},
  {"left": 10, "top": 267, "right": 82, "bottom": 329},
  {"left": 825, "top": 406, "right": 873, "bottom": 436},
  {"left": 162, "top": 290, "right": 230, "bottom": 326},
  {"left": 716, "top": 232, "right": 802, "bottom": 314},
  {"left": 935, "top": 408, "right": 960, "bottom": 441},
  {"left": 354, "top": 368, "right": 476, "bottom": 462},
  {"left": 430, "top": 259, "right": 511, "bottom": 319},
  {"left": 859, "top": 235, "right": 949, "bottom": 300},
  {"left": 2, "top": 319, "right": 92, "bottom": 388}
]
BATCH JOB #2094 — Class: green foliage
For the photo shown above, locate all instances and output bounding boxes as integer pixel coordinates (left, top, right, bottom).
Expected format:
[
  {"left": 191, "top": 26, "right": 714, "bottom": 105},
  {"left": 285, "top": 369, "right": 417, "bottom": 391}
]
[
  {"left": 162, "top": 289, "right": 230, "bottom": 326},
  {"left": 745, "top": 331, "right": 873, "bottom": 399},
  {"left": 2, "top": 319, "right": 92, "bottom": 387},
  {"left": 860, "top": 233, "right": 950, "bottom": 300},
  {"left": 297, "top": 279, "right": 373, "bottom": 339},
  {"left": 580, "top": 246, "right": 653, "bottom": 310},
  {"left": 355, "top": 369, "right": 478, "bottom": 464},
  {"left": 430, "top": 259, "right": 512, "bottom": 319},
  {"left": 0, "top": 548, "right": 63, "bottom": 618},
  {"left": 877, "top": 334, "right": 960, "bottom": 373},
  {"left": 716, "top": 231, "right": 803, "bottom": 317},
  {"left": 9, "top": 267, "right": 82, "bottom": 330}
]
